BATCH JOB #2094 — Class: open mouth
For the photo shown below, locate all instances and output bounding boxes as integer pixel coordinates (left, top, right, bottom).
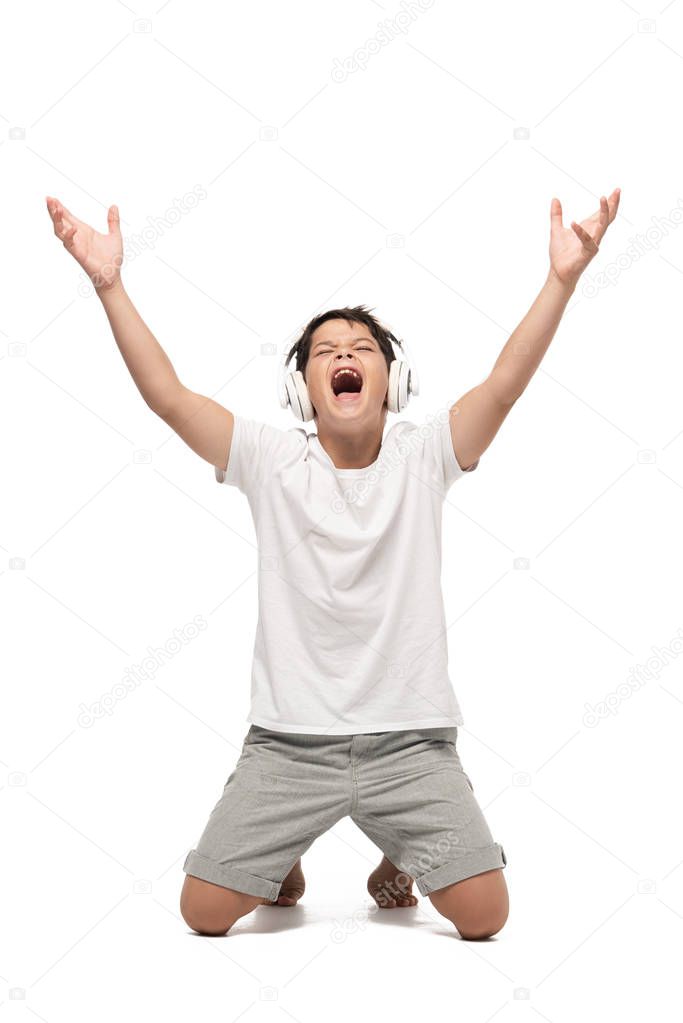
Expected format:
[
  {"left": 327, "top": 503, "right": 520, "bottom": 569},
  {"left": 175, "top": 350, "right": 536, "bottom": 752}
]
[{"left": 330, "top": 366, "right": 363, "bottom": 402}]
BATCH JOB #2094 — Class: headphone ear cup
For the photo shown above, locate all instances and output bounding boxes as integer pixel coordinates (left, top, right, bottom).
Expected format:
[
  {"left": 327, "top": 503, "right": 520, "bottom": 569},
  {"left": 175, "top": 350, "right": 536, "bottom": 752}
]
[
  {"left": 387, "top": 358, "right": 411, "bottom": 413},
  {"left": 387, "top": 359, "right": 401, "bottom": 413},
  {"left": 398, "top": 360, "right": 410, "bottom": 411},
  {"left": 286, "top": 369, "right": 315, "bottom": 422}
]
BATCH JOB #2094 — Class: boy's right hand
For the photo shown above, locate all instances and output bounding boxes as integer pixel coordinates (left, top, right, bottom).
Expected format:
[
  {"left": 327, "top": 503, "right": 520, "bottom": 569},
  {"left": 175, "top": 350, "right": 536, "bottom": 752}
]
[{"left": 46, "top": 196, "right": 123, "bottom": 292}]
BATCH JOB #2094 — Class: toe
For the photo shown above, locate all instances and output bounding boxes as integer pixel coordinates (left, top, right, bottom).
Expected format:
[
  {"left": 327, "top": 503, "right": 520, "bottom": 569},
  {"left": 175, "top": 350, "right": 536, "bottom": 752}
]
[{"left": 371, "top": 891, "right": 397, "bottom": 908}]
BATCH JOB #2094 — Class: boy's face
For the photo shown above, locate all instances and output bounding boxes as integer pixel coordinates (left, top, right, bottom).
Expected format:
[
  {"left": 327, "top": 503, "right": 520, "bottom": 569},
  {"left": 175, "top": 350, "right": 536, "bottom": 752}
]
[{"left": 303, "top": 319, "right": 389, "bottom": 430}]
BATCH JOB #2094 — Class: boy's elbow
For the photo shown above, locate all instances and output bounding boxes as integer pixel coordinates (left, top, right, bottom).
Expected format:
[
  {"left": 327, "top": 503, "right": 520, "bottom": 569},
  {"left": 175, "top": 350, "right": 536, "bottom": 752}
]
[
  {"left": 146, "top": 384, "right": 184, "bottom": 420},
  {"left": 485, "top": 373, "right": 523, "bottom": 408},
  {"left": 144, "top": 395, "right": 169, "bottom": 420}
]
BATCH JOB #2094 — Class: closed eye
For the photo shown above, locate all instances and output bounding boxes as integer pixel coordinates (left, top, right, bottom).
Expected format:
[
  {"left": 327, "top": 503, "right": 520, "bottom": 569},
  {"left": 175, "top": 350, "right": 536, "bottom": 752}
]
[{"left": 317, "top": 346, "right": 374, "bottom": 355}]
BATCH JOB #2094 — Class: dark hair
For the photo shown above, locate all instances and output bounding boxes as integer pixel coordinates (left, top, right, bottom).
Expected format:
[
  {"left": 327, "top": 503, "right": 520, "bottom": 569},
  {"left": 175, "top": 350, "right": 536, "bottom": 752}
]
[{"left": 286, "top": 305, "right": 397, "bottom": 381}]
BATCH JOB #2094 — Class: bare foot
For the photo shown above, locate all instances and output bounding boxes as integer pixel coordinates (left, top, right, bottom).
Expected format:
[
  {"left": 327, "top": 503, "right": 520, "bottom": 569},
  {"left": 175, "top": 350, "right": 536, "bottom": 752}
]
[
  {"left": 367, "top": 855, "right": 418, "bottom": 908},
  {"left": 262, "top": 858, "right": 306, "bottom": 907}
]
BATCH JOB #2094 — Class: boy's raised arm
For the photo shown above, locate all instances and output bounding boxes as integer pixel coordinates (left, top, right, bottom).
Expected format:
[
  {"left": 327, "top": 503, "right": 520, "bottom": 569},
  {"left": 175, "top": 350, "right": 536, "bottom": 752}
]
[
  {"left": 448, "top": 189, "right": 621, "bottom": 472},
  {"left": 46, "top": 196, "right": 233, "bottom": 474},
  {"left": 97, "top": 280, "right": 233, "bottom": 471}
]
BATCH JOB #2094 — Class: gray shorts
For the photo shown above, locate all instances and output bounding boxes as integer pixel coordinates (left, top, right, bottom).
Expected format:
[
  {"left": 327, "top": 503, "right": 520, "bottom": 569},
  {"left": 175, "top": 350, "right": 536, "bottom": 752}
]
[{"left": 183, "top": 724, "right": 507, "bottom": 902}]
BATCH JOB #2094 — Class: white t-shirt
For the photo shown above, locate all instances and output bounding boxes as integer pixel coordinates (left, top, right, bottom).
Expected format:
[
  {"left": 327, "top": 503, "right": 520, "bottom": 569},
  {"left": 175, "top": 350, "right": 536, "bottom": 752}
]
[{"left": 217, "top": 407, "right": 478, "bottom": 734}]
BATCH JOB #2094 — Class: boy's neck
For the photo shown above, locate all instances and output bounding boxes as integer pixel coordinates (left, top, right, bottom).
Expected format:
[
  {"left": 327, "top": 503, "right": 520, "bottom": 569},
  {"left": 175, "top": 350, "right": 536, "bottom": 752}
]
[{"left": 315, "top": 417, "right": 386, "bottom": 471}]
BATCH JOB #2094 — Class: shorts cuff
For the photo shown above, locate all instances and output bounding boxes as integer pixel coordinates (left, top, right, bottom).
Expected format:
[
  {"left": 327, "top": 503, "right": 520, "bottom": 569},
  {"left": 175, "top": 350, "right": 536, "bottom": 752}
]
[
  {"left": 415, "top": 842, "right": 507, "bottom": 896},
  {"left": 183, "top": 850, "right": 280, "bottom": 901}
]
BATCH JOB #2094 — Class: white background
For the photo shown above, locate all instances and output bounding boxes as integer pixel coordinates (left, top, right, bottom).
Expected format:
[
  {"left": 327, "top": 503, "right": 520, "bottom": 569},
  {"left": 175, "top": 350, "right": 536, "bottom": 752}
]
[{"left": 2, "top": 0, "right": 682, "bottom": 1019}]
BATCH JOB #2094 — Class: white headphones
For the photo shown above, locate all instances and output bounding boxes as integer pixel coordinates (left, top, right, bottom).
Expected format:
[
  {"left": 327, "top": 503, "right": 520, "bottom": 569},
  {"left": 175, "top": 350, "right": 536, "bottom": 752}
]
[{"left": 277, "top": 324, "right": 420, "bottom": 422}]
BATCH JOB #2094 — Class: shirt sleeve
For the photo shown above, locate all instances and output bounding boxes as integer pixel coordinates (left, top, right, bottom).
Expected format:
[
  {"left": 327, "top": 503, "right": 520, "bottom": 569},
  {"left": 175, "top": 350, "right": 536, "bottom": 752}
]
[
  {"left": 417, "top": 408, "right": 479, "bottom": 492},
  {"left": 215, "top": 414, "right": 302, "bottom": 495}
]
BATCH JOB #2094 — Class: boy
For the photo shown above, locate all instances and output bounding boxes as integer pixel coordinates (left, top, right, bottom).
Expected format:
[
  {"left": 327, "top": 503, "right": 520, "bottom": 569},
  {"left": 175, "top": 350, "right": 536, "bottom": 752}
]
[{"left": 46, "top": 188, "right": 620, "bottom": 940}]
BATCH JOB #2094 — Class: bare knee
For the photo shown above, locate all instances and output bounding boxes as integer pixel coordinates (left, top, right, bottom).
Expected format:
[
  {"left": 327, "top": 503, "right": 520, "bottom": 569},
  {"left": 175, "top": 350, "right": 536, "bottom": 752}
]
[
  {"left": 429, "top": 867, "right": 509, "bottom": 940},
  {"left": 456, "top": 903, "right": 509, "bottom": 940},
  {"left": 180, "top": 874, "right": 263, "bottom": 935},
  {"left": 182, "top": 907, "right": 232, "bottom": 936}
]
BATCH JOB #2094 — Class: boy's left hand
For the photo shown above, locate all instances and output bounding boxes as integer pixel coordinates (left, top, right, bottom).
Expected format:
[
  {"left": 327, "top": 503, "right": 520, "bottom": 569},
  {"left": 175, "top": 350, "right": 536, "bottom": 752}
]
[{"left": 549, "top": 187, "right": 621, "bottom": 286}]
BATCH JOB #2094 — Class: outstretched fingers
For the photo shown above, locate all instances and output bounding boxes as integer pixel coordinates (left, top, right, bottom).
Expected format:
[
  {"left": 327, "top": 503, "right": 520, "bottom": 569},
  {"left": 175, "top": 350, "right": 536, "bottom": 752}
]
[
  {"left": 570, "top": 219, "right": 599, "bottom": 253},
  {"left": 607, "top": 186, "right": 621, "bottom": 220},
  {"left": 550, "top": 196, "right": 564, "bottom": 234},
  {"left": 49, "top": 202, "right": 77, "bottom": 247},
  {"left": 55, "top": 199, "right": 82, "bottom": 228},
  {"left": 47, "top": 198, "right": 68, "bottom": 236},
  {"left": 47, "top": 196, "right": 88, "bottom": 234},
  {"left": 107, "top": 204, "right": 121, "bottom": 235},
  {"left": 589, "top": 188, "right": 621, "bottom": 239},
  {"left": 593, "top": 195, "right": 610, "bottom": 244}
]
